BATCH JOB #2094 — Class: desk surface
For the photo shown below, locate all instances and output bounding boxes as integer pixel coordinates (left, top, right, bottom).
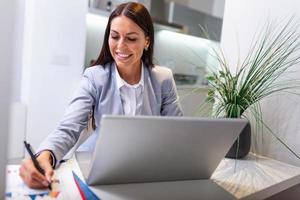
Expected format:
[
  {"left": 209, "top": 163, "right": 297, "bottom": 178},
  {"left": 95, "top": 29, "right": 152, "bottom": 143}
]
[
  {"left": 211, "top": 154, "right": 300, "bottom": 199},
  {"left": 74, "top": 153, "right": 300, "bottom": 200},
  {"left": 6, "top": 153, "right": 300, "bottom": 199}
]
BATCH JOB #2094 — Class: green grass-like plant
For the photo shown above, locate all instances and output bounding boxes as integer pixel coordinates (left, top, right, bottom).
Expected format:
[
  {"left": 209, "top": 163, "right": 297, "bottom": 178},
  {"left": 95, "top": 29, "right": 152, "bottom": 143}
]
[{"left": 203, "top": 17, "right": 300, "bottom": 159}]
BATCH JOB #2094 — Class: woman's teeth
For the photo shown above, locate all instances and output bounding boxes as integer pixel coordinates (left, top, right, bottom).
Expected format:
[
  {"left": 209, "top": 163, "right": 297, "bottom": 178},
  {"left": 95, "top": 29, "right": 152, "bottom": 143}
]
[{"left": 117, "top": 53, "right": 130, "bottom": 58}]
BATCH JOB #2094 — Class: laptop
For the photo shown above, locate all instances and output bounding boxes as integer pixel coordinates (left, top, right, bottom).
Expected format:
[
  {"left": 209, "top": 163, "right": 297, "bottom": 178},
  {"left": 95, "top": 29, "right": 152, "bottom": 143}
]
[{"left": 77, "top": 115, "right": 247, "bottom": 186}]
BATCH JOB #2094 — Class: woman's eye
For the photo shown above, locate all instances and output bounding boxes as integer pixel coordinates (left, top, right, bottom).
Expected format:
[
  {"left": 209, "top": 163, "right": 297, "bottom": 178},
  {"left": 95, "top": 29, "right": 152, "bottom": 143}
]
[
  {"left": 110, "top": 35, "right": 119, "bottom": 40},
  {"left": 127, "top": 38, "right": 137, "bottom": 42}
]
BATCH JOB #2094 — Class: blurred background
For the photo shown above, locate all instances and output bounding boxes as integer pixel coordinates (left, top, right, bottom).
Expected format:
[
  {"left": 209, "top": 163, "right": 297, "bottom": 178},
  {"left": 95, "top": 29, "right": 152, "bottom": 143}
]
[{"left": 6, "top": 0, "right": 225, "bottom": 162}]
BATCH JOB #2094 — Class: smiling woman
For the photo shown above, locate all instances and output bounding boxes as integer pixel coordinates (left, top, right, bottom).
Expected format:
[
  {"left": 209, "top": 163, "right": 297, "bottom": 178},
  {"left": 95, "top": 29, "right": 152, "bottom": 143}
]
[
  {"left": 20, "top": 2, "right": 183, "bottom": 189},
  {"left": 108, "top": 15, "right": 150, "bottom": 84},
  {"left": 94, "top": 2, "right": 154, "bottom": 84}
]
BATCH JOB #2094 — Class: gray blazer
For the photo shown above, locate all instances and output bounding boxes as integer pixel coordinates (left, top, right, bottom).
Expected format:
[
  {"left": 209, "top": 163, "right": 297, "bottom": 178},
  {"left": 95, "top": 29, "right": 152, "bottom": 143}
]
[{"left": 38, "top": 62, "right": 183, "bottom": 164}]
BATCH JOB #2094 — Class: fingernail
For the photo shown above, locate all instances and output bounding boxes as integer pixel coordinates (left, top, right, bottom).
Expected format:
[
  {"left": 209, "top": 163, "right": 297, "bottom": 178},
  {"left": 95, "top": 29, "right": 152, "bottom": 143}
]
[
  {"left": 46, "top": 176, "right": 51, "bottom": 182},
  {"left": 42, "top": 181, "right": 49, "bottom": 187}
]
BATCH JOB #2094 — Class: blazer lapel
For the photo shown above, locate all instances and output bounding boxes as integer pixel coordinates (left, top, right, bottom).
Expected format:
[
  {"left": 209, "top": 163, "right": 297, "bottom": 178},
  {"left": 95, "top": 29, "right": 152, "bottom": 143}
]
[
  {"left": 111, "top": 64, "right": 124, "bottom": 115},
  {"left": 141, "top": 67, "right": 159, "bottom": 115}
]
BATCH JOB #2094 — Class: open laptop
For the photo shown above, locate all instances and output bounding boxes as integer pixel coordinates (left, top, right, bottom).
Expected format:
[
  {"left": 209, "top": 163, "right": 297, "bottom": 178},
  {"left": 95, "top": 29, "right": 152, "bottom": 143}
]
[{"left": 77, "top": 115, "right": 247, "bottom": 186}]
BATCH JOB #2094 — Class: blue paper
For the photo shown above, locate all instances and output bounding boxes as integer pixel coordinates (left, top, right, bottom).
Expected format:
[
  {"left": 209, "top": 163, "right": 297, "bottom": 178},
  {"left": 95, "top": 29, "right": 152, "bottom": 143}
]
[{"left": 72, "top": 171, "right": 100, "bottom": 200}]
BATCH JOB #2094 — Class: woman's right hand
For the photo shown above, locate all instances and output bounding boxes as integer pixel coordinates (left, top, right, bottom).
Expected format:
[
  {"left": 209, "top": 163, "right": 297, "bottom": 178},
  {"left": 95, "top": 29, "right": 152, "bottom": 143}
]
[{"left": 19, "top": 150, "right": 54, "bottom": 189}]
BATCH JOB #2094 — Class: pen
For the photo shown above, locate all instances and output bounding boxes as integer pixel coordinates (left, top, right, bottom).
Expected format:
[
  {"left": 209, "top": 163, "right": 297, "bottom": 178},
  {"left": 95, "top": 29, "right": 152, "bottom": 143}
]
[{"left": 23, "top": 141, "right": 52, "bottom": 190}]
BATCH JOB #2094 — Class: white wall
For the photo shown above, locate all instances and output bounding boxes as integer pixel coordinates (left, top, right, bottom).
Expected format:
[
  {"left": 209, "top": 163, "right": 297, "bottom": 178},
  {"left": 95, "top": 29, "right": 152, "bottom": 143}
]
[
  {"left": 11, "top": 0, "right": 25, "bottom": 102},
  {"left": 21, "top": 0, "right": 88, "bottom": 152},
  {"left": 6, "top": 0, "right": 27, "bottom": 160},
  {"left": 0, "top": 0, "right": 16, "bottom": 196},
  {"left": 222, "top": 0, "right": 300, "bottom": 166},
  {"left": 8, "top": 103, "right": 26, "bottom": 159}
]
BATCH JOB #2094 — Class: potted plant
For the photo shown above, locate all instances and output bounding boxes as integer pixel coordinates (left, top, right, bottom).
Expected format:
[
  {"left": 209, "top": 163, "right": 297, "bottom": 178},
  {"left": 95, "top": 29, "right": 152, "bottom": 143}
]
[{"left": 200, "top": 18, "right": 300, "bottom": 159}]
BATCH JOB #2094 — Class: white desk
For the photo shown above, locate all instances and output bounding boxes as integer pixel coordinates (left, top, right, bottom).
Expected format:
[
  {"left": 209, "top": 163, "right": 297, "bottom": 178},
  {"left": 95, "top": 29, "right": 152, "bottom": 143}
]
[
  {"left": 211, "top": 154, "right": 300, "bottom": 199},
  {"left": 73, "top": 153, "right": 300, "bottom": 200},
  {"left": 6, "top": 153, "right": 300, "bottom": 199}
]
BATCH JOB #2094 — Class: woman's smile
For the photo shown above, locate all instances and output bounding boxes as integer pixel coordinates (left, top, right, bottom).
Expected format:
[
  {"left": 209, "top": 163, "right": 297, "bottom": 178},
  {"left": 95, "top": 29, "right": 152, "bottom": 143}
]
[{"left": 115, "top": 51, "right": 132, "bottom": 60}]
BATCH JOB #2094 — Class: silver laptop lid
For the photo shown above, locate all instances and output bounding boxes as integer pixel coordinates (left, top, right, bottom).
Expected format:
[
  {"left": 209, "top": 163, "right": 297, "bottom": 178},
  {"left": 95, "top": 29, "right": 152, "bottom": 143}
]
[{"left": 85, "top": 115, "right": 247, "bottom": 185}]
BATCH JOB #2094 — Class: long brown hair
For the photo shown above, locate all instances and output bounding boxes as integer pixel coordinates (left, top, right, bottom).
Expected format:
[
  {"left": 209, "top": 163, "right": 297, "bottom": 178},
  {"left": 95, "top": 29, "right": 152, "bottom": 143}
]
[{"left": 93, "top": 2, "right": 154, "bottom": 68}]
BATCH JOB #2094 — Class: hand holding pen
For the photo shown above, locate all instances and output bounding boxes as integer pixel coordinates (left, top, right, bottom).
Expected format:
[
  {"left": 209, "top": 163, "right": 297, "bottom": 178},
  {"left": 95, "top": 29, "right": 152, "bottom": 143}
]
[{"left": 20, "top": 141, "right": 54, "bottom": 190}]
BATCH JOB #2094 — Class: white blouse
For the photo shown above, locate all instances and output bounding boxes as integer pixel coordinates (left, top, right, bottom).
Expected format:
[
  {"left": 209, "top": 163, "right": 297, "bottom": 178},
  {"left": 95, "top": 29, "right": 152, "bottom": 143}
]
[{"left": 115, "top": 63, "right": 144, "bottom": 116}]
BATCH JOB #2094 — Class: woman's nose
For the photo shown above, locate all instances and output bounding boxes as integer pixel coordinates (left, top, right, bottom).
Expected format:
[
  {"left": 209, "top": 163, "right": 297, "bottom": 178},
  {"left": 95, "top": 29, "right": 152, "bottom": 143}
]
[{"left": 117, "top": 38, "right": 126, "bottom": 49}]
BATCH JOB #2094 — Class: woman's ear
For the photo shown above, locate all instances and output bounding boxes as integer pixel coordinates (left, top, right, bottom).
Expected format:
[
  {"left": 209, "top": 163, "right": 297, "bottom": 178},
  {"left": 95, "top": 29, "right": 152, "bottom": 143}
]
[{"left": 145, "top": 36, "right": 150, "bottom": 50}]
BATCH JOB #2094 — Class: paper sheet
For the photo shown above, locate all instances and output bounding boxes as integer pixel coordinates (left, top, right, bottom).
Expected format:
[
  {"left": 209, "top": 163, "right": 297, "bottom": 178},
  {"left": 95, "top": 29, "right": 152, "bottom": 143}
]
[
  {"left": 53, "top": 158, "right": 84, "bottom": 200},
  {"left": 5, "top": 165, "right": 52, "bottom": 199},
  {"left": 5, "top": 156, "right": 83, "bottom": 200}
]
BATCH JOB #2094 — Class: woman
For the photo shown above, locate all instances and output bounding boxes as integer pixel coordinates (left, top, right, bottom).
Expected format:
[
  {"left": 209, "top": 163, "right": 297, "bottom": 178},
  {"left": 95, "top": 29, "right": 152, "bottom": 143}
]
[{"left": 20, "top": 2, "right": 183, "bottom": 189}]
